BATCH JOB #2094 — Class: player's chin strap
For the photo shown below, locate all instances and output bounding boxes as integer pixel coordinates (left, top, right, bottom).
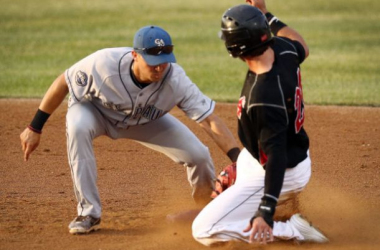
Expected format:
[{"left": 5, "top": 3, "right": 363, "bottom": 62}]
[{"left": 250, "top": 194, "right": 278, "bottom": 228}]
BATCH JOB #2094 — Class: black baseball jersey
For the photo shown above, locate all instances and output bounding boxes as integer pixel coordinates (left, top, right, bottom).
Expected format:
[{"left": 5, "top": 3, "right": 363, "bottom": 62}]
[{"left": 237, "top": 37, "right": 309, "bottom": 199}]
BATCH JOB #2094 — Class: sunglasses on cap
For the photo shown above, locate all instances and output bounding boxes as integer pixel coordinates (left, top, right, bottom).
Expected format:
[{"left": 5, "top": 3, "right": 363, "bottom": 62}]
[{"left": 134, "top": 45, "right": 174, "bottom": 55}]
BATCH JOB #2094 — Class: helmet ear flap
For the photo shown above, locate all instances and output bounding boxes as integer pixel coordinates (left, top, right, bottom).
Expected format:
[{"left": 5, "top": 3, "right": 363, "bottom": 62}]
[{"left": 218, "top": 30, "right": 225, "bottom": 41}]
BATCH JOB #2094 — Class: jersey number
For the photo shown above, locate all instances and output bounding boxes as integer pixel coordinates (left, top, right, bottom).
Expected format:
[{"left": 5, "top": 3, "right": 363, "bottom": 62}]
[{"left": 294, "top": 68, "right": 305, "bottom": 133}]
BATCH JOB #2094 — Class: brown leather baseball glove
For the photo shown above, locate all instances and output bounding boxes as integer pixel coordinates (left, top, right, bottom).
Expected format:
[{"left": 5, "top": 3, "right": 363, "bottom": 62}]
[{"left": 211, "top": 162, "right": 237, "bottom": 198}]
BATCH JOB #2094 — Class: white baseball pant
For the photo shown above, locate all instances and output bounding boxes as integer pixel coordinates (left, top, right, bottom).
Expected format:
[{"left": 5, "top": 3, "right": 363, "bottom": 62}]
[{"left": 192, "top": 148, "right": 311, "bottom": 245}]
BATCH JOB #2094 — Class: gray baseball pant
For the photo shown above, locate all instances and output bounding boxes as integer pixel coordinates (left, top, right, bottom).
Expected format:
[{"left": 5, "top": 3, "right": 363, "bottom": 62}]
[{"left": 66, "top": 101, "right": 215, "bottom": 218}]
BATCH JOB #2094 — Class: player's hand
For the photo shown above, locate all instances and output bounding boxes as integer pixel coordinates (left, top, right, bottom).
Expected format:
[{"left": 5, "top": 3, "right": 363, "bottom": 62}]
[
  {"left": 243, "top": 216, "right": 274, "bottom": 244},
  {"left": 20, "top": 127, "right": 41, "bottom": 161},
  {"left": 245, "top": 0, "right": 268, "bottom": 14}
]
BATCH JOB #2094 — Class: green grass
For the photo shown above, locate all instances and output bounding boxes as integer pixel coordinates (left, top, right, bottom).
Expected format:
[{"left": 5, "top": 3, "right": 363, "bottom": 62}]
[{"left": 1, "top": 0, "right": 380, "bottom": 105}]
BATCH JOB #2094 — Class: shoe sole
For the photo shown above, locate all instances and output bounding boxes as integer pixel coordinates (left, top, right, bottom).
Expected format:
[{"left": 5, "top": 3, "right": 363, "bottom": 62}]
[
  {"left": 291, "top": 214, "right": 329, "bottom": 243},
  {"left": 69, "top": 224, "right": 101, "bottom": 235}
]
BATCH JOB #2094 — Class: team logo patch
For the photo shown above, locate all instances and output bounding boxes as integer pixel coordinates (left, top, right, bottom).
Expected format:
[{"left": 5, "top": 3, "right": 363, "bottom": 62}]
[
  {"left": 155, "top": 39, "right": 165, "bottom": 47},
  {"left": 237, "top": 96, "right": 246, "bottom": 119},
  {"left": 75, "top": 71, "right": 88, "bottom": 87}
]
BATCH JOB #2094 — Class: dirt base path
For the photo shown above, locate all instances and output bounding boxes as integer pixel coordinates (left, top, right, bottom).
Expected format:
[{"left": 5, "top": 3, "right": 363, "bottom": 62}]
[{"left": 1, "top": 99, "right": 379, "bottom": 250}]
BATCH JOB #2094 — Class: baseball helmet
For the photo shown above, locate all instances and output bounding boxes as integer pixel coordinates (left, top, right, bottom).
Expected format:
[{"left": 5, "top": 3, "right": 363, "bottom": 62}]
[{"left": 220, "top": 4, "right": 272, "bottom": 57}]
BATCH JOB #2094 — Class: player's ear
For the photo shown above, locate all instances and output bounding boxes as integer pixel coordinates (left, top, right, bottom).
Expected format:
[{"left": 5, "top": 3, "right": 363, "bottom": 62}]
[
  {"left": 132, "top": 50, "right": 138, "bottom": 59},
  {"left": 132, "top": 51, "right": 144, "bottom": 64}
]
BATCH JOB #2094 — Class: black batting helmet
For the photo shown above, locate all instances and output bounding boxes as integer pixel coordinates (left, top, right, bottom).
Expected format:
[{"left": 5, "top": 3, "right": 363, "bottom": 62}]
[{"left": 220, "top": 4, "right": 272, "bottom": 58}]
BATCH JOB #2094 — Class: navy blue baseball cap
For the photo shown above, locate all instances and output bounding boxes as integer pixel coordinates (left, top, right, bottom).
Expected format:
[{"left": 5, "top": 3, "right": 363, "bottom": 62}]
[{"left": 133, "top": 26, "right": 176, "bottom": 66}]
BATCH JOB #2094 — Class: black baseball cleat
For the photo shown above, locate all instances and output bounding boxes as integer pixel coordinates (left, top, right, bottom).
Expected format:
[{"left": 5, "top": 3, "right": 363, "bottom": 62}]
[{"left": 68, "top": 215, "right": 101, "bottom": 235}]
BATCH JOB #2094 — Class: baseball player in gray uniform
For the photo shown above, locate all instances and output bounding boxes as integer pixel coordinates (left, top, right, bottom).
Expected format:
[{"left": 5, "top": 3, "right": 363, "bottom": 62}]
[{"left": 20, "top": 25, "right": 240, "bottom": 234}]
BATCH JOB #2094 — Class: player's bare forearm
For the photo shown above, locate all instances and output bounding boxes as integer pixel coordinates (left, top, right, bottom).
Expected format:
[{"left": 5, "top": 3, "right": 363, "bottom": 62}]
[
  {"left": 277, "top": 27, "right": 309, "bottom": 58},
  {"left": 39, "top": 73, "right": 69, "bottom": 114},
  {"left": 200, "top": 114, "right": 240, "bottom": 160}
]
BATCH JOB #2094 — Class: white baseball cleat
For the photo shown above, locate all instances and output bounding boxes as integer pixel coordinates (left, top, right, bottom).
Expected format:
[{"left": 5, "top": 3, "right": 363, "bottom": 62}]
[{"left": 290, "top": 214, "right": 329, "bottom": 243}]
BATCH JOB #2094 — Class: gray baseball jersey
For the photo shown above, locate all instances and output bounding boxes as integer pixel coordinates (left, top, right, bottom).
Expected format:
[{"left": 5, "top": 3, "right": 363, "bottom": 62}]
[
  {"left": 65, "top": 47, "right": 215, "bottom": 128},
  {"left": 64, "top": 47, "right": 217, "bottom": 218}
]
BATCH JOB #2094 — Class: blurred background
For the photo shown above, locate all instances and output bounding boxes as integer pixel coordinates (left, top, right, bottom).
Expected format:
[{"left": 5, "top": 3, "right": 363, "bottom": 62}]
[{"left": 1, "top": 0, "right": 379, "bottom": 105}]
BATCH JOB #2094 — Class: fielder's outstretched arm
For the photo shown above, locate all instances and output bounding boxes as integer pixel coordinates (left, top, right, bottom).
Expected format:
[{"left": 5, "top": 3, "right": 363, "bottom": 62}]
[
  {"left": 20, "top": 73, "right": 68, "bottom": 161},
  {"left": 199, "top": 113, "right": 241, "bottom": 162}
]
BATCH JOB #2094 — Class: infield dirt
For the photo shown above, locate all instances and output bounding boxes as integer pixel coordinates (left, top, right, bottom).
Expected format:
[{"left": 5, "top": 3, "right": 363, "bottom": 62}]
[{"left": 1, "top": 99, "right": 380, "bottom": 250}]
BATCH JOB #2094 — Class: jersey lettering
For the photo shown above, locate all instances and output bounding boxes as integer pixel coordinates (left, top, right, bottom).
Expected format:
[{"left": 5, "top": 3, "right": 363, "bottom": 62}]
[
  {"left": 294, "top": 68, "right": 305, "bottom": 133},
  {"left": 259, "top": 147, "right": 268, "bottom": 166},
  {"left": 132, "top": 105, "right": 163, "bottom": 121},
  {"left": 237, "top": 96, "right": 246, "bottom": 119}
]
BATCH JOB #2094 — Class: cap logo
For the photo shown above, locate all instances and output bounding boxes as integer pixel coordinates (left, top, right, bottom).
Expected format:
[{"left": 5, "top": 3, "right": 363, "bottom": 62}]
[{"left": 155, "top": 39, "right": 165, "bottom": 47}]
